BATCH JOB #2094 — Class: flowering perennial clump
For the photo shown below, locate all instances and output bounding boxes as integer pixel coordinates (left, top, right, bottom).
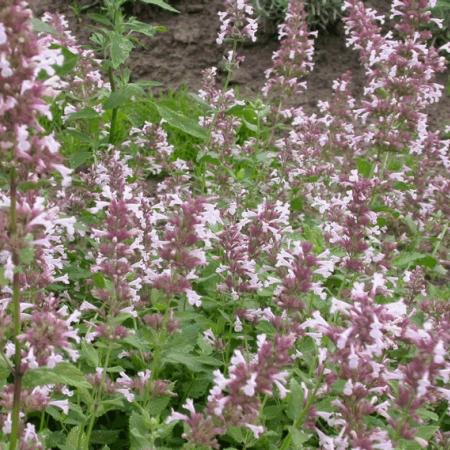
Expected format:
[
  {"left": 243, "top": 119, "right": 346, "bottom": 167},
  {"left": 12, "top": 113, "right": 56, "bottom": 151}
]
[{"left": 0, "top": 0, "right": 448, "bottom": 448}]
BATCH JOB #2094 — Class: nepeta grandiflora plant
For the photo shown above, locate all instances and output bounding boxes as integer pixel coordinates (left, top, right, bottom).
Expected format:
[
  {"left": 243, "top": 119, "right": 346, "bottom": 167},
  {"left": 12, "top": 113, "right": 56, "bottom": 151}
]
[
  {"left": 0, "top": 0, "right": 449, "bottom": 448},
  {"left": 0, "top": 1, "right": 76, "bottom": 448}
]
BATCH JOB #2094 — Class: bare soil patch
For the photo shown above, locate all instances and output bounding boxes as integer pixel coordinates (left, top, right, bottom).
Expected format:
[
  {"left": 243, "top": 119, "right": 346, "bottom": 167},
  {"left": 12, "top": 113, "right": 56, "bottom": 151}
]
[{"left": 33, "top": 0, "right": 450, "bottom": 128}]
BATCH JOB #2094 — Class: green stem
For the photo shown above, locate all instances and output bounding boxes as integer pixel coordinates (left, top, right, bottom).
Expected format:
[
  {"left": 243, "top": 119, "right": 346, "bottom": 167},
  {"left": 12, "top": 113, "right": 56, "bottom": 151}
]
[
  {"left": 83, "top": 344, "right": 113, "bottom": 448},
  {"left": 223, "top": 39, "right": 238, "bottom": 91},
  {"left": 9, "top": 169, "right": 22, "bottom": 450},
  {"left": 267, "top": 100, "right": 283, "bottom": 148},
  {"left": 108, "top": 67, "right": 118, "bottom": 144},
  {"left": 279, "top": 378, "right": 322, "bottom": 450},
  {"left": 150, "top": 304, "right": 171, "bottom": 380},
  {"left": 39, "top": 412, "right": 46, "bottom": 433},
  {"left": 432, "top": 223, "right": 447, "bottom": 257}
]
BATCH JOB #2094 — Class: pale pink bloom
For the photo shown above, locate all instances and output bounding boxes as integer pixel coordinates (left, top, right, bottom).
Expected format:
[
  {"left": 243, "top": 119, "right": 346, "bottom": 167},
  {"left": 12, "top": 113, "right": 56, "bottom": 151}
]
[
  {"left": 186, "top": 289, "right": 202, "bottom": 307},
  {"left": 245, "top": 423, "right": 264, "bottom": 438},
  {"left": 0, "top": 23, "right": 6, "bottom": 44}
]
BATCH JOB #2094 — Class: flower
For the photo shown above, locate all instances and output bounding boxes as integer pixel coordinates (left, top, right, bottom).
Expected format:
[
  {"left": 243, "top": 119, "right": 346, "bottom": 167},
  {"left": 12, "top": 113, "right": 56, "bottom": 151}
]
[
  {"left": 263, "top": 0, "right": 317, "bottom": 98},
  {"left": 216, "top": 0, "right": 258, "bottom": 45}
]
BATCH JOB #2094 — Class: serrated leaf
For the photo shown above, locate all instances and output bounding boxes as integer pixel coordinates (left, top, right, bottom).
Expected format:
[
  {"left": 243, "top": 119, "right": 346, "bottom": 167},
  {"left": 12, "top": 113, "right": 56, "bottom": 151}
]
[
  {"left": 129, "top": 411, "right": 151, "bottom": 449},
  {"left": 155, "top": 103, "right": 209, "bottom": 141},
  {"left": 139, "top": 0, "right": 179, "bottom": 13},
  {"left": 416, "top": 425, "right": 439, "bottom": 440},
  {"left": 110, "top": 33, "right": 134, "bottom": 69},
  {"left": 416, "top": 408, "right": 439, "bottom": 421},
  {"left": 23, "top": 363, "right": 91, "bottom": 389},
  {"left": 148, "top": 396, "right": 170, "bottom": 416},
  {"left": 63, "top": 426, "right": 88, "bottom": 450}
]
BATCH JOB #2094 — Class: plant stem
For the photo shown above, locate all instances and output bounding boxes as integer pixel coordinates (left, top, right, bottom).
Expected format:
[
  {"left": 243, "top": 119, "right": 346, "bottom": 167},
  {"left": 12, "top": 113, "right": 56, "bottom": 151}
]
[
  {"left": 223, "top": 39, "right": 238, "bottom": 91},
  {"left": 83, "top": 344, "right": 113, "bottom": 447},
  {"left": 9, "top": 168, "right": 22, "bottom": 450},
  {"left": 279, "top": 377, "right": 322, "bottom": 450},
  {"left": 432, "top": 223, "right": 447, "bottom": 257},
  {"left": 108, "top": 67, "right": 118, "bottom": 144}
]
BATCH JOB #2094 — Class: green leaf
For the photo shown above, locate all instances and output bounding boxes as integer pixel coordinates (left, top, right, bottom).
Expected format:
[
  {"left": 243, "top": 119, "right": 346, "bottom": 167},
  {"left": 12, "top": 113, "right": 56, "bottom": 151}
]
[
  {"left": 394, "top": 181, "right": 415, "bottom": 191},
  {"left": 90, "top": 429, "right": 121, "bottom": 445},
  {"left": 286, "top": 379, "right": 304, "bottom": 420},
  {"left": 23, "top": 363, "right": 91, "bottom": 390},
  {"left": 55, "top": 47, "right": 80, "bottom": 77},
  {"left": 103, "top": 85, "right": 144, "bottom": 110},
  {"left": 289, "top": 427, "right": 311, "bottom": 447},
  {"left": 393, "top": 252, "right": 437, "bottom": 269},
  {"left": 416, "top": 425, "right": 439, "bottom": 440},
  {"left": 92, "top": 272, "right": 106, "bottom": 288},
  {"left": 62, "top": 426, "right": 88, "bottom": 450},
  {"left": 81, "top": 342, "right": 99, "bottom": 368},
  {"left": 126, "top": 18, "right": 166, "bottom": 37},
  {"left": 154, "top": 103, "right": 209, "bottom": 141},
  {"left": 123, "top": 334, "right": 150, "bottom": 352},
  {"left": 64, "top": 129, "right": 93, "bottom": 144},
  {"left": 162, "top": 350, "right": 220, "bottom": 372},
  {"left": 88, "top": 13, "right": 113, "bottom": 27},
  {"left": 129, "top": 411, "right": 151, "bottom": 449},
  {"left": 139, "top": 0, "right": 179, "bottom": 13},
  {"left": 110, "top": 32, "right": 134, "bottom": 69},
  {"left": 70, "top": 151, "right": 92, "bottom": 169},
  {"left": 67, "top": 108, "right": 100, "bottom": 121},
  {"left": 148, "top": 396, "right": 170, "bottom": 416},
  {"left": 416, "top": 408, "right": 439, "bottom": 422},
  {"left": 227, "top": 426, "right": 245, "bottom": 444},
  {"left": 31, "top": 18, "right": 58, "bottom": 35},
  {"left": 0, "top": 267, "right": 7, "bottom": 287},
  {"left": 45, "top": 430, "right": 66, "bottom": 448},
  {"left": 290, "top": 196, "right": 304, "bottom": 212},
  {"left": 183, "top": 374, "right": 210, "bottom": 398},
  {"left": 263, "top": 404, "right": 284, "bottom": 420},
  {"left": 356, "top": 158, "right": 373, "bottom": 178},
  {"left": 19, "top": 246, "right": 35, "bottom": 265},
  {"left": 242, "top": 118, "right": 258, "bottom": 132}
]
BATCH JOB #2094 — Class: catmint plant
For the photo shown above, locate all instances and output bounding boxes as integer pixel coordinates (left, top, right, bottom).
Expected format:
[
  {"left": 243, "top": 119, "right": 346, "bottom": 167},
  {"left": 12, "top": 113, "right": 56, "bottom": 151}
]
[
  {"left": 0, "top": 2, "right": 76, "bottom": 448},
  {"left": 0, "top": 0, "right": 448, "bottom": 447}
]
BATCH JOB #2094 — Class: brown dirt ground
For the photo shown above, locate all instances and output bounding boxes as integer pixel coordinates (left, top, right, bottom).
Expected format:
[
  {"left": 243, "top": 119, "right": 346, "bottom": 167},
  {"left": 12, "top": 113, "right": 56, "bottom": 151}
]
[{"left": 32, "top": 0, "right": 449, "bottom": 128}]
